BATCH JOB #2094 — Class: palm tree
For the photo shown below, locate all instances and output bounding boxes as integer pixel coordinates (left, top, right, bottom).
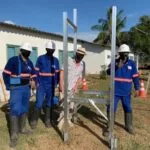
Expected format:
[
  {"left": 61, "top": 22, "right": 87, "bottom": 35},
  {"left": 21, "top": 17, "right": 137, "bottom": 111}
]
[{"left": 91, "top": 7, "right": 126, "bottom": 46}]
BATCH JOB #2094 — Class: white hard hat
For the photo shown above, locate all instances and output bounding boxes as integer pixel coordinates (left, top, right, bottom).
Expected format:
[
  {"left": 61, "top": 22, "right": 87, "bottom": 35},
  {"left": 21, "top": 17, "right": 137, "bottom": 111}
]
[
  {"left": 118, "top": 44, "right": 130, "bottom": 53},
  {"left": 45, "top": 41, "right": 56, "bottom": 49},
  {"left": 20, "top": 42, "right": 32, "bottom": 52},
  {"left": 76, "top": 47, "right": 86, "bottom": 55}
]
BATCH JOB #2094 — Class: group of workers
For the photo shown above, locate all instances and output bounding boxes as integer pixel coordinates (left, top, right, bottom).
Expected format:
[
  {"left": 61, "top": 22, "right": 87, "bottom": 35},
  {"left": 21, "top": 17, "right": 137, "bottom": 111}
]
[
  {"left": 3, "top": 41, "right": 86, "bottom": 148},
  {"left": 2, "top": 41, "right": 139, "bottom": 148}
]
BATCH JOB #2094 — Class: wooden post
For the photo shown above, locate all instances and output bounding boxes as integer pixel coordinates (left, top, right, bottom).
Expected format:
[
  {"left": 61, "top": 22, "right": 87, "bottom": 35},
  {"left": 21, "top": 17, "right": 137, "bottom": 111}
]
[{"left": 0, "top": 78, "right": 7, "bottom": 102}]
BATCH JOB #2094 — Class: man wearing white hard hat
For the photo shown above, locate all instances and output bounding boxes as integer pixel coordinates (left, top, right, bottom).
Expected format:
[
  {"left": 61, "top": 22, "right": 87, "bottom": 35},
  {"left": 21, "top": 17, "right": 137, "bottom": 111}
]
[
  {"left": 3, "top": 42, "right": 36, "bottom": 148},
  {"left": 30, "top": 41, "right": 60, "bottom": 129},
  {"left": 58, "top": 47, "right": 86, "bottom": 127},
  {"left": 106, "top": 44, "right": 140, "bottom": 134}
]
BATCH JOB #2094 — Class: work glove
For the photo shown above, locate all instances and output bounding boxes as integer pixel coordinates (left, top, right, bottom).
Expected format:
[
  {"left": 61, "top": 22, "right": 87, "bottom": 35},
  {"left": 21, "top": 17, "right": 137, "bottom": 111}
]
[
  {"left": 30, "top": 80, "right": 36, "bottom": 90},
  {"left": 54, "top": 87, "right": 60, "bottom": 97}
]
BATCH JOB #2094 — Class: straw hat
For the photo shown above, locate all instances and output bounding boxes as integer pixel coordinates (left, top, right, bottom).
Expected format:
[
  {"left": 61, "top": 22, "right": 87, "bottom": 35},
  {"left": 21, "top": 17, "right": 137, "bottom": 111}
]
[{"left": 76, "top": 47, "right": 86, "bottom": 55}]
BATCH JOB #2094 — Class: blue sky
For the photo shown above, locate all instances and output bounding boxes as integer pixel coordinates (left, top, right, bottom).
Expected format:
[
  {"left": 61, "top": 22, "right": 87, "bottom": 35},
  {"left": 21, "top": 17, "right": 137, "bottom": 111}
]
[{"left": 0, "top": 0, "right": 150, "bottom": 41}]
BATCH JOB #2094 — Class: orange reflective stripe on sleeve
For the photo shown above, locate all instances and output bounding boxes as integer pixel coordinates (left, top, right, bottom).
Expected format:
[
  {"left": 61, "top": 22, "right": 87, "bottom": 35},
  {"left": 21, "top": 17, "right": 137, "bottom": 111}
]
[
  {"left": 132, "top": 74, "right": 139, "bottom": 78},
  {"left": 20, "top": 73, "right": 31, "bottom": 77},
  {"left": 39, "top": 72, "right": 55, "bottom": 76},
  {"left": 35, "top": 67, "right": 40, "bottom": 71},
  {"left": 31, "top": 74, "right": 37, "bottom": 78},
  {"left": 55, "top": 70, "right": 60, "bottom": 73},
  {"left": 11, "top": 74, "right": 17, "bottom": 77},
  {"left": 115, "top": 78, "right": 132, "bottom": 82},
  {"left": 3, "top": 69, "right": 11, "bottom": 75}
]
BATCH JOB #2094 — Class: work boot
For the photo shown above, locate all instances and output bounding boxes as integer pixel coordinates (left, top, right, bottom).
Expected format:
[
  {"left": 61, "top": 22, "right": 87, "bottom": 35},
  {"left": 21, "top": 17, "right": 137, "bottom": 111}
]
[
  {"left": 19, "top": 113, "right": 32, "bottom": 135},
  {"left": 103, "top": 111, "right": 115, "bottom": 137},
  {"left": 103, "top": 111, "right": 110, "bottom": 137},
  {"left": 125, "top": 112, "right": 134, "bottom": 134},
  {"left": 9, "top": 115, "right": 19, "bottom": 148},
  {"left": 51, "top": 105, "right": 59, "bottom": 125},
  {"left": 45, "top": 107, "right": 52, "bottom": 128},
  {"left": 30, "top": 107, "right": 40, "bottom": 129}
]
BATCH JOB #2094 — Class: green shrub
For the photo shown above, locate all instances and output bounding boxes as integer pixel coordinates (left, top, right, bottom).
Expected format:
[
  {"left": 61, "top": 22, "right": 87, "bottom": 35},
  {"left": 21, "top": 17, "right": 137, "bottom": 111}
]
[{"left": 100, "top": 65, "right": 107, "bottom": 79}]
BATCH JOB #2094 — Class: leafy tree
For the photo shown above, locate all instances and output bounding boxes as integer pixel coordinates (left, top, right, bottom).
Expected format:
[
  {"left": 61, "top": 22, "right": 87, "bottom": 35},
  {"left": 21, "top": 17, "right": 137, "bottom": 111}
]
[
  {"left": 91, "top": 7, "right": 126, "bottom": 46},
  {"left": 129, "top": 15, "right": 150, "bottom": 62}
]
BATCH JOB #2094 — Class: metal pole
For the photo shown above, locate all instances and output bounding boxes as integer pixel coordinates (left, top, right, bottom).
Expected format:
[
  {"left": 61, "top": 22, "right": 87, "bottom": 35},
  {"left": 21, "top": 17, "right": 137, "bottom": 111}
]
[
  {"left": 146, "top": 72, "right": 150, "bottom": 93},
  {"left": 110, "top": 5, "right": 116, "bottom": 138},
  {"left": 63, "top": 11, "right": 69, "bottom": 142},
  {"left": 0, "top": 78, "right": 7, "bottom": 102},
  {"left": 136, "top": 55, "right": 139, "bottom": 71},
  {"left": 73, "top": 9, "right": 77, "bottom": 52}
]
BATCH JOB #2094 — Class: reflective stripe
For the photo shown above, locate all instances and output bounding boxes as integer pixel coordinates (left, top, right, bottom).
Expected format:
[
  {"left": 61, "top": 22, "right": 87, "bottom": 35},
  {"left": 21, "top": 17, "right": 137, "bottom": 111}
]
[
  {"left": 115, "top": 78, "right": 132, "bottom": 82},
  {"left": 39, "top": 72, "right": 55, "bottom": 76},
  {"left": 11, "top": 74, "right": 17, "bottom": 77},
  {"left": 133, "top": 74, "right": 138, "bottom": 78},
  {"left": 31, "top": 74, "right": 37, "bottom": 78},
  {"left": 35, "top": 67, "right": 40, "bottom": 71},
  {"left": 20, "top": 73, "right": 31, "bottom": 77},
  {"left": 11, "top": 74, "right": 36, "bottom": 78},
  {"left": 3, "top": 69, "right": 11, "bottom": 75},
  {"left": 55, "top": 70, "right": 60, "bottom": 73},
  {"left": 11, "top": 74, "right": 30, "bottom": 77}
]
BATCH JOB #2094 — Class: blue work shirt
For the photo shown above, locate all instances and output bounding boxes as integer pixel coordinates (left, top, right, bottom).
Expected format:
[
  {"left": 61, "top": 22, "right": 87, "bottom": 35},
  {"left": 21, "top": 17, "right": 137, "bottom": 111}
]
[
  {"left": 35, "top": 54, "right": 60, "bottom": 87},
  {"left": 107, "top": 59, "right": 140, "bottom": 96},
  {"left": 3, "top": 55, "right": 36, "bottom": 90}
]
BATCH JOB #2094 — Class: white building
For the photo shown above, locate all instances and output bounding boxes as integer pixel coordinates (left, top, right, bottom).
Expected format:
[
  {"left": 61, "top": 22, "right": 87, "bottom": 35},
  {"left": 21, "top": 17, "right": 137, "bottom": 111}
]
[
  {"left": 0, "top": 22, "right": 111, "bottom": 74},
  {"left": 0, "top": 22, "right": 114, "bottom": 101}
]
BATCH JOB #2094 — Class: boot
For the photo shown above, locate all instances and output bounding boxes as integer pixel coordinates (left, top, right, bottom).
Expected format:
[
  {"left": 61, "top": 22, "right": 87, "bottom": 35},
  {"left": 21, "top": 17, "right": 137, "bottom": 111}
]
[
  {"left": 103, "top": 111, "right": 110, "bottom": 137},
  {"left": 45, "top": 107, "right": 52, "bottom": 128},
  {"left": 125, "top": 112, "right": 134, "bottom": 134},
  {"left": 30, "top": 107, "right": 40, "bottom": 129},
  {"left": 9, "top": 115, "right": 19, "bottom": 148},
  {"left": 103, "top": 111, "right": 115, "bottom": 137},
  {"left": 51, "top": 105, "right": 59, "bottom": 125},
  {"left": 20, "top": 113, "right": 32, "bottom": 135}
]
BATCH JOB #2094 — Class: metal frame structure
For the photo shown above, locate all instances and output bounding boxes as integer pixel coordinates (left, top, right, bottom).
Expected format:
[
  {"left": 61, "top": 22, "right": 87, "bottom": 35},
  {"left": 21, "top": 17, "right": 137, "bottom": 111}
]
[
  {"left": 63, "top": 9, "right": 77, "bottom": 142},
  {"left": 62, "top": 6, "right": 117, "bottom": 149}
]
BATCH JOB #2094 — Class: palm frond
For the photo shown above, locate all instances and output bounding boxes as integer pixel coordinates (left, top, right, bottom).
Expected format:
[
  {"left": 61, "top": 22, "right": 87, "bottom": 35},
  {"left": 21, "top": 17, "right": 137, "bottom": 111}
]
[{"left": 91, "top": 6, "right": 126, "bottom": 46}]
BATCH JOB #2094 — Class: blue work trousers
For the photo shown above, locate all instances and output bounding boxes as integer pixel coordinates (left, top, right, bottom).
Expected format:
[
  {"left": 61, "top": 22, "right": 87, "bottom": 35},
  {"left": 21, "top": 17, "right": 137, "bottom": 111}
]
[
  {"left": 9, "top": 85, "right": 30, "bottom": 116},
  {"left": 35, "top": 85, "right": 54, "bottom": 109},
  {"left": 108, "top": 95, "right": 132, "bottom": 113}
]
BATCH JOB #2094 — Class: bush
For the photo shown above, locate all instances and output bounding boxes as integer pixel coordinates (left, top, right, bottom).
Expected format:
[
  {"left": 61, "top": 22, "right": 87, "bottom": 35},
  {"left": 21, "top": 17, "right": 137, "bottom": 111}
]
[{"left": 100, "top": 65, "right": 107, "bottom": 80}]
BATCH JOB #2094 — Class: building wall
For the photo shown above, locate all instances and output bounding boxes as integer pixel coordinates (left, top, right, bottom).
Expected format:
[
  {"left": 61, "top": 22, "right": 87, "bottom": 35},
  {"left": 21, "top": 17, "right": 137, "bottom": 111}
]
[
  {"left": 104, "top": 49, "right": 111, "bottom": 66},
  {"left": 0, "top": 26, "right": 81, "bottom": 70},
  {"left": 0, "top": 25, "right": 111, "bottom": 74},
  {"left": 81, "top": 42, "right": 110, "bottom": 74}
]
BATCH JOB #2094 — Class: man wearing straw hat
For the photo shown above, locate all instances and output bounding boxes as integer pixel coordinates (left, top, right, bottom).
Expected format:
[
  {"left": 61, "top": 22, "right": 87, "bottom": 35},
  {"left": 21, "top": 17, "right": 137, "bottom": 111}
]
[{"left": 58, "top": 46, "right": 86, "bottom": 127}]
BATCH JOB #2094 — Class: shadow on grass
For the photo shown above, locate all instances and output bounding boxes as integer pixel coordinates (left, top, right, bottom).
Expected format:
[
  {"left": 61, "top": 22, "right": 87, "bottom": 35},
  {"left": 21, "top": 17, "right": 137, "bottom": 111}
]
[
  {"left": 115, "top": 121, "right": 125, "bottom": 129},
  {"left": 28, "top": 102, "right": 63, "bottom": 140},
  {"left": 77, "top": 105, "right": 109, "bottom": 147},
  {"left": 78, "top": 106, "right": 107, "bottom": 128},
  {"left": 75, "top": 119, "right": 109, "bottom": 147}
]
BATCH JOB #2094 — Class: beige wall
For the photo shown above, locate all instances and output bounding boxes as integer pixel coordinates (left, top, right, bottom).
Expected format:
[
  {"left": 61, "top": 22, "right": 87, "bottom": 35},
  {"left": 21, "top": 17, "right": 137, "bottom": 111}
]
[
  {"left": 0, "top": 25, "right": 110, "bottom": 75},
  {"left": 81, "top": 42, "right": 111, "bottom": 74},
  {"left": 0, "top": 26, "right": 81, "bottom": 70}
]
